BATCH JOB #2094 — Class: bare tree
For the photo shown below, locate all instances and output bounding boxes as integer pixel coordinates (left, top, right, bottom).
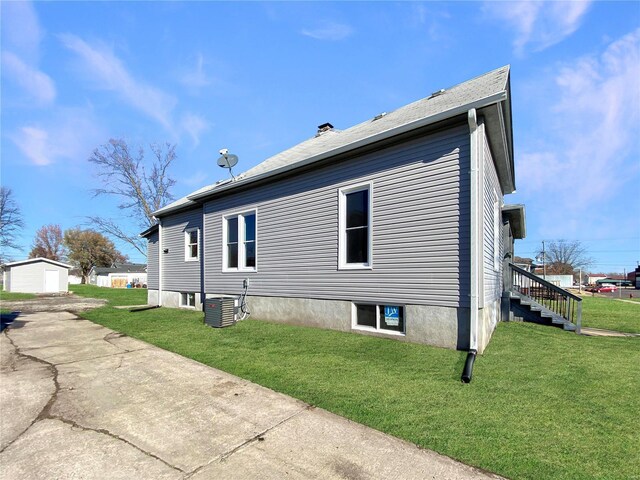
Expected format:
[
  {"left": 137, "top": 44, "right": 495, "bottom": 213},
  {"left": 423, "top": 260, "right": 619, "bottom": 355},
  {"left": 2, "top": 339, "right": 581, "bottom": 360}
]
[
  {"left": 29, "top": 224, "right": 67, "bottom": 261},
  {"left": 64, "top": 228, "right": 128, "bottom": 283},
  {"left": 87, "top": 139, "right": 176, "bottom": 257},
  {"left": 0, "top": 187, "right": 25, "bottom": 262},
  {"left": 537, "top": 240, "right": 593, "bottom": 274}
]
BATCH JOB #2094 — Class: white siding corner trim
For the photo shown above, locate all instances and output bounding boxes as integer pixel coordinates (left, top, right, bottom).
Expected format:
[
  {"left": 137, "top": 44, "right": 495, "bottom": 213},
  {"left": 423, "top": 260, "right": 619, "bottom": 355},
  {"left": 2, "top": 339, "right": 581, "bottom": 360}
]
[
  {"left": 338, "top": 181, "right": 373, "bottom": 270},
  {"left": 493, "top": 191, "right": 501, "bottom": 272}
]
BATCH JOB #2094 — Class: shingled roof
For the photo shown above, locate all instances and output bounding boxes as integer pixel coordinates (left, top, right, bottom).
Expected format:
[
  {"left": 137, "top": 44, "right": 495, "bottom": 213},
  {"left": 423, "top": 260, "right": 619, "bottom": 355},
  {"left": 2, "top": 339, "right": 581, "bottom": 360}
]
[
  {"left": 154, "top": 65, "right": 513, "bottom": 217},
  {"left": 91, "top": 263, "right": 147, "bottom": 275}
]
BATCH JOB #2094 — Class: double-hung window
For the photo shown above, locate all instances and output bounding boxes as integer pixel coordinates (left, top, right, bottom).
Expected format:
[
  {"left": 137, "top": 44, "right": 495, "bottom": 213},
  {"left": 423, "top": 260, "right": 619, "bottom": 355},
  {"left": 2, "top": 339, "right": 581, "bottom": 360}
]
[
  {"left": 339, "top": 183, "right": 372, "bottom": 269},
  {"left": 185, "top": 228, "right": 199, "bottom": 261},
  {"left": 223, "top": 211, "right": 257, "bottom": 271}
]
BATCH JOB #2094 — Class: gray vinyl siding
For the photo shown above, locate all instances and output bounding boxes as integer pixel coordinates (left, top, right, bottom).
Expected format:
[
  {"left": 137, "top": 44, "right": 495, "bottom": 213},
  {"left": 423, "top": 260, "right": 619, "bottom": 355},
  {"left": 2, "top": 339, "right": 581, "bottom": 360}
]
[
  {"left": 204, "top": 125, "right": 471, "bottom": 308},
  {"left": 146, "top": 230, "right": 159, "bottom": 289},
  {"left": 483, "top": 131, "right": 504, "bottom": 304},
  {"left": 161, "top": 208, "right": 202, "bottom": 292}
]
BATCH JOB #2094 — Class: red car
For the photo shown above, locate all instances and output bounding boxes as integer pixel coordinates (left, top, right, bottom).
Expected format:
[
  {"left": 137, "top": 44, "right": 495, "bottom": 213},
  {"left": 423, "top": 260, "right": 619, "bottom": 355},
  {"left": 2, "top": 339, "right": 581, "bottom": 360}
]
[{"left": 596, "top": 285, "right": 617, "bottom": 293}]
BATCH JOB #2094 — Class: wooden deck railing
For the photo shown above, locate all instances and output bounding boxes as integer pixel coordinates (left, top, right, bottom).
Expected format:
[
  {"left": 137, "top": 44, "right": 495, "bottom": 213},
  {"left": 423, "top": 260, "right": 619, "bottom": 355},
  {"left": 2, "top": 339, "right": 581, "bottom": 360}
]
[{"left": 508, "top": 263, "right": 582, "bottom": 333}]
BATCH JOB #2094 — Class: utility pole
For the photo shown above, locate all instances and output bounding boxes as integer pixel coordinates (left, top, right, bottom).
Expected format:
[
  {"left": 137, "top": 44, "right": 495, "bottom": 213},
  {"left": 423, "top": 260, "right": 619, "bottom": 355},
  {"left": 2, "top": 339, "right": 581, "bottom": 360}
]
[{"left": 579, "top": 267, "right": 582, "bottom": 293}]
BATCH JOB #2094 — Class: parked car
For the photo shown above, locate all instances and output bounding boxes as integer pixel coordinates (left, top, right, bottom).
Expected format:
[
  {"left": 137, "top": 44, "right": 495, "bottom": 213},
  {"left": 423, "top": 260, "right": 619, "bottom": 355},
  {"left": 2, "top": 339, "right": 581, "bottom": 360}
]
[{"left": 596, "top": 284, "right": 617, "bottom": 293}]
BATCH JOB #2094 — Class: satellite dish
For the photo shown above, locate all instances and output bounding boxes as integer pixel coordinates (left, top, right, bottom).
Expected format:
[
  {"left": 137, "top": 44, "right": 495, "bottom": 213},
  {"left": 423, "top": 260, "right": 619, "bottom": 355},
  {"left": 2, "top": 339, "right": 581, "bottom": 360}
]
[
  {"left": 217, "top": 149, "right": 238, "bottom": 180},
  {"left": 217, "top": 154, "right": 238, "bottom": 169}
]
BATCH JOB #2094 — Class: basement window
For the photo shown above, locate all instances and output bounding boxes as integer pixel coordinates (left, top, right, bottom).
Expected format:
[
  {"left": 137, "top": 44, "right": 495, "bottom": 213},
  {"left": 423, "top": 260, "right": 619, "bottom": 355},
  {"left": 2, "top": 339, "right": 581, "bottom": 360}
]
[
  {"left": 181, "top": 292, "right": 196, "bottom": 308},
  {"left": 353, "top": 303, "right": 404, "bottom": 335}
]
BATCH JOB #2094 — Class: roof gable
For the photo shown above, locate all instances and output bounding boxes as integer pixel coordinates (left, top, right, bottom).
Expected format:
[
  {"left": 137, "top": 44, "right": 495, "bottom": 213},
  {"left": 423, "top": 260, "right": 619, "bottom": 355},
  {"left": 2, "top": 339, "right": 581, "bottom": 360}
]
[{"left": 3, "top": 257, "right": 72, "bottom": 269}]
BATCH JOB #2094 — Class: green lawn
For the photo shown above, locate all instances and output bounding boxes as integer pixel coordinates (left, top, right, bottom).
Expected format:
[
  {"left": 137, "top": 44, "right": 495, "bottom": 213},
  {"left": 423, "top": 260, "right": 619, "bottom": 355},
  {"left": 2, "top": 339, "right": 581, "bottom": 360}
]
[
  {"left": 71, "top": 284, "right": 147, "bottom": 306},
  {"left": 0, "top": 291, "right": 37, "bottom": 301},
  {"left": 80, "top": 304, "right": 640, "bottom": 480},
  {"left": 579, "top": 295, "right": 640, "bottom": 333}
]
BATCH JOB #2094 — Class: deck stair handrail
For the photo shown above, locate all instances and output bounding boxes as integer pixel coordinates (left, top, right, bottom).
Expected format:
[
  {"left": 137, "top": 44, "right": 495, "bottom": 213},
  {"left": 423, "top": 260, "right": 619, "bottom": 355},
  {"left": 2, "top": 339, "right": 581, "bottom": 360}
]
[{"left": 508, "top": 263, "right": 582, "bottom": 333}]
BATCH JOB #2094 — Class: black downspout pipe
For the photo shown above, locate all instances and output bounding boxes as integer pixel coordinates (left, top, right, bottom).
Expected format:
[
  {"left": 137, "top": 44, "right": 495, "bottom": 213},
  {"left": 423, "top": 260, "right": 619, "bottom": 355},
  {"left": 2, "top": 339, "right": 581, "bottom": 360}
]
[{"left": 461, "top": 349, "right": 477, "bottom": 383}]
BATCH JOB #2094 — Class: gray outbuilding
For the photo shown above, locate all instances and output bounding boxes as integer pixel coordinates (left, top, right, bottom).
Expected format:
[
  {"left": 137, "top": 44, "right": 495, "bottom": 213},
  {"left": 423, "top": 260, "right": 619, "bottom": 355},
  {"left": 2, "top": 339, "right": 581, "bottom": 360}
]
[{"left": 2, "top": 257, "right": 72, "bottom": 294}]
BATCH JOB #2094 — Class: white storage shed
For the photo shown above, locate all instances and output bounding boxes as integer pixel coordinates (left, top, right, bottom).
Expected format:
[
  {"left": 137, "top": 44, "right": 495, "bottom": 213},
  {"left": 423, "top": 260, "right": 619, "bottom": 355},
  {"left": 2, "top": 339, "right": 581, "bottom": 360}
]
[{"left": 2, "top": 258, "right": 72, "bottom": 293}]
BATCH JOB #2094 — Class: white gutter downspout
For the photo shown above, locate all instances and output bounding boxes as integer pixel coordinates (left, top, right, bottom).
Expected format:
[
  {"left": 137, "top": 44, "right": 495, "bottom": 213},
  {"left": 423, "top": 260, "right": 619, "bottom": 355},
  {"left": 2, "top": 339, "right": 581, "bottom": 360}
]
[
  {"left": 462, "top": 108, "right": 480, "bottom": 382},
  {"left": 158, "top": 219, "right": 163, "bottom": 306}
]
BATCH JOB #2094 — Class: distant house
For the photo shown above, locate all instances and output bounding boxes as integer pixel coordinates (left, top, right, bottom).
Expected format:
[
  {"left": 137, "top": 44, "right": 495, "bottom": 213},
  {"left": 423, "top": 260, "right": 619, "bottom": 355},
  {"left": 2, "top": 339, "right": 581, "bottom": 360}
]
[
  {"left": 512, "top": 256, "right": 534, "bottom": 272},
  {"left": 68, "top": 268, "right": 83, "bottom": 285},
  {"left": 142, "top": 66, "right": 526, "bottom": 353},
  {"left": 587, "top": 274, "right": 607, "bottom": 285},
  {"left": 632, "top": 266, "right": 640, "bottom": 289},
  {"left": 539, "top": 275, "right": 573, "bottom": 288},
  {"left": 89, "top": 263, "right": 147, "bottom": 288},
  {"left": 2, "top": 258, "right": 72, "bottom": 293}
]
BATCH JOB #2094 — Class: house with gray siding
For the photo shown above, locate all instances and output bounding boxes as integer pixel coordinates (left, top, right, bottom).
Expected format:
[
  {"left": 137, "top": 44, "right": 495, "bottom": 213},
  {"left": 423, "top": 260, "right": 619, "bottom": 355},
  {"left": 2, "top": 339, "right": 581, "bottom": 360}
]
[
  {"left": 142, "top": 66, "right": 526, "bottom": 353},
  {"left": 88, "top": 263, "right": 148, "bottom": 288}
]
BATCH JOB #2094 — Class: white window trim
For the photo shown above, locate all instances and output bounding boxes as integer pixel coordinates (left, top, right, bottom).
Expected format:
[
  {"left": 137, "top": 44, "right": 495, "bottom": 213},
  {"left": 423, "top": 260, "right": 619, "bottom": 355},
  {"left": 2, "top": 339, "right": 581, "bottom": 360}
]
[
  {"left": 180, "top": 292, "right": 196, "bottom": 309},
  {"left": 338, "top": 181, "right": 373, "bottom": 270},
  {"left": 351, "top": 303, "right": 405, "bottom": 336},
  {"left": 493, "top": 191, "right": 501, "bottom": 272},
  {"left": 222, "top": 209, "right": 258, "bottom": 273},
  {"left": 185, "top": 227, "right": 199, "bottom": 262}
]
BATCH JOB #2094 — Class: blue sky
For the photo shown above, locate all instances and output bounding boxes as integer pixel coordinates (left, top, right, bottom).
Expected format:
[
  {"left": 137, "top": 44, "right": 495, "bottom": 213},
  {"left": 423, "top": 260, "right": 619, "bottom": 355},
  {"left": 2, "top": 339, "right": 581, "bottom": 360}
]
[{"left": 1, "top": 1, "right": 639, "bottom": 275}]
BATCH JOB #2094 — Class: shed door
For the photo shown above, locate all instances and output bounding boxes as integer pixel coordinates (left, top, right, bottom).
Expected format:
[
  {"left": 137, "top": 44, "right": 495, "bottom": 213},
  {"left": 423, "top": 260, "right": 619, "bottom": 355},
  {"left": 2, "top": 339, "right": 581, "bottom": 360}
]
[{"left": 44, "top": 270, "right": 59, "bottom": 292}]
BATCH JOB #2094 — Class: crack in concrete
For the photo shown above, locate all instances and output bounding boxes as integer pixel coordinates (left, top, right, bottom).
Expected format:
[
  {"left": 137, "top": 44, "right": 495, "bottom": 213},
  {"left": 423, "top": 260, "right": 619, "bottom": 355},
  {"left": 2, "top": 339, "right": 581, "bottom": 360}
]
[
  {"left": 184, "top": 405, "right": 312, "bottom": 478},
  {"left": 114, "top": 356, "right": 124, "bottom": 370},
  {"left": 0, "top": 330, "right": 58, "bottom": 454},
  {"left": 49, "top": 416, "right": 186, "bottom": 475},
  {"left": 103, "top": 331, "right": 131, "bottom": 351},
  {"left": 50, "top": 349, "right": 150, "bottom": 366},
  {"left": 1, "top": 324, "right": 184, "bottom": 476}
]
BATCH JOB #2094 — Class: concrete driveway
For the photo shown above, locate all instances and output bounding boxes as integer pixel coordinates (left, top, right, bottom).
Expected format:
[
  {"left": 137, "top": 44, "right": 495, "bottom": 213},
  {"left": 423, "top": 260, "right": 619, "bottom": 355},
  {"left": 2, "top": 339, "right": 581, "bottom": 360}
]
[{"left": 0, "top": 310, "right": 501, "bottom": 479}]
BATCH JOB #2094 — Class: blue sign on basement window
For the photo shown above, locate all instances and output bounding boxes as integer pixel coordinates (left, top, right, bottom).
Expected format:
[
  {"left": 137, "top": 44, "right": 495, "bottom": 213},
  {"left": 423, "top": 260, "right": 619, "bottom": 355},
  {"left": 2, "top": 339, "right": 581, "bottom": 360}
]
[{"left": 384, "top": 305, "right": 400, "bottom": 326}]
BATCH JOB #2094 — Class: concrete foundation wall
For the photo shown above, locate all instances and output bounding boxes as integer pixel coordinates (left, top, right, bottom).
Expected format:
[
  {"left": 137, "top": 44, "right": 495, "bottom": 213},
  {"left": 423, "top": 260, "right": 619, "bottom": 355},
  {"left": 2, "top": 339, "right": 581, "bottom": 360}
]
[
  {"left": 248, "top": 296, "right": 352, "bottom": 332},
  {"left": 148, "top": 291, "right": 482, "bottom": 352},
  {"left": 247, "top": 295, "right": 468, "bottom": 351},
  {"left": 150, "top": 289, "right": 203, "bottom": 310},
  {"left": 478, "top": 299, "right": 500, "bottom": 353},
  {"left": 148, "top": 289, "right": 159, "bottom": 306},
  {"left": 405, "top": 304, "right": 470, "bottom": 350}
]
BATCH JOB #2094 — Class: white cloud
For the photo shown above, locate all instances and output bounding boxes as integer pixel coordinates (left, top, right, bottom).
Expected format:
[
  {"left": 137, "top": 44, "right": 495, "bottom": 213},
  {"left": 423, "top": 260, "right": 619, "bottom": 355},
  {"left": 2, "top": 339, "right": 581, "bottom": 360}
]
[
  {"left": 10, "top": 107, "right": 105, "bottom": 166},
  {"left": 11, "top": 126, "right": 51, "bottom": 166},
  {"left": 0, "top": 2, "right": 55, "bottom": 106},
  {"left": 180, "top": 113, "right": 210, "bottom": 147},
  {"left": 484, "top": 0, "right": 591, "bottom": 55},
  {"left": 517, "top": 28, "right": 640, "bottom": 237},
  {"left": 1, "top": 1, "right": 42, "bottom": 60},
  {"left": 180, "top": 53, "right": 212, "bottom": 90},
  {"left": 59, "top": 33, "right": 177, "bottom": 129},
  {"left": 301, "top": 21, "right": 353, "bottom": 41},
  {"left": 1, "top": 51, "right": 56, "bottom": 105}
]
